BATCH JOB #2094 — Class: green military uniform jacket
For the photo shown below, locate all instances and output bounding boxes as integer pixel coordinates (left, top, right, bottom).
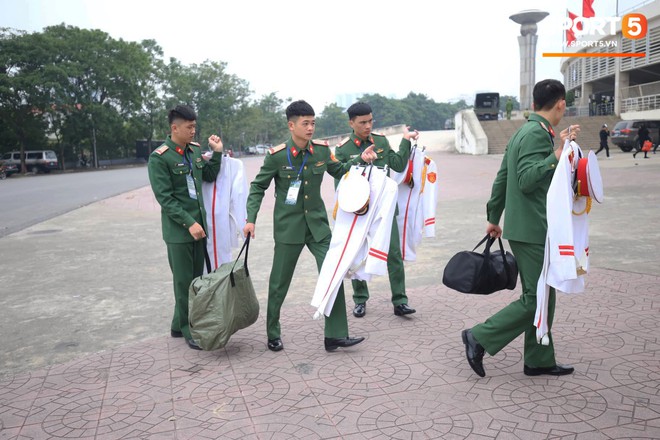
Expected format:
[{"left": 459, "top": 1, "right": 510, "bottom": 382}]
[
  {"left": 334, "top": 132, "right": 411, "bottom": 173},
  {"left": 486, "top": 113, "right": 559, "bottom": 245},
  {"left": 148, "top": 136, "right": 222, "bottom": 243},
  {"left": 246, "top": 138, "right": 357, "bottom": 245}
]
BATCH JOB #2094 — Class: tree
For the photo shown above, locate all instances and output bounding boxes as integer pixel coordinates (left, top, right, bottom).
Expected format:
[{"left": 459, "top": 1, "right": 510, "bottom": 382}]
[
  {"left": 162, "top": 59, "right": 251, "bottom": 146},
  {"left": 0, "top": 28, "right": 51, "bottom": 172},
  {"left": 315, "top": 103, "right": 348, "bottom": 138},
  {"left": 499, "top": 95, "right": 520, "bottom": 112}
]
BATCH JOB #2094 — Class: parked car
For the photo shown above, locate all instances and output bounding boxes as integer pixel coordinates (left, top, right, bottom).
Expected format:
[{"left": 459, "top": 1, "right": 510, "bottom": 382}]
[
  {"left": 0, "top": 161, "right": 18, "bottom": 179},
  {"left": 610, "top": 120, "right": 660, "bottom": 152},
  {"left": 1, "top": 150, "right": 59, "bottom": 173},
  {"left": 255, "top": 144, "right": 268, "bottom": 154}
]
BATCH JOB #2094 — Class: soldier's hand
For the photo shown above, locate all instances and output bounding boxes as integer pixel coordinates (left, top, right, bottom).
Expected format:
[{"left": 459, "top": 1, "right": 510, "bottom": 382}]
[
  {"left": 403, "top": 125, "right": 419, "bottom": 141},
  {"left": 243, "top": 222, "right": 255, "bottom": 238},
  {"left": 559, "top": 125, "right": 580, "bottom": 143},
  {"left": 487, "top": 222, "right": 502, "bottom": 238},
  {"left": 208, "top": 134, "right": 224, "bottom": 152},
  {"left": 188, "top": 222, "right": 206, "bottom": 241},
  {"left": 360, "top": 145, "right": 377, "bottom": 163}
]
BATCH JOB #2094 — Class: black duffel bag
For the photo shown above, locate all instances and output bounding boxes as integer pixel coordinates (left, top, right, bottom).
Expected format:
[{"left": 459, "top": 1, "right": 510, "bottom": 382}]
[{"left": 442, "top": 235, "right": 518, "bottom": 295}]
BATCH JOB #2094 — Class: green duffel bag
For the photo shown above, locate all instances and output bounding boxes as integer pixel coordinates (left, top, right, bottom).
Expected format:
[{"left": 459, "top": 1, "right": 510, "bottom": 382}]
[{"left": 189, "top": 236, "right": 259, "bottom": 350}]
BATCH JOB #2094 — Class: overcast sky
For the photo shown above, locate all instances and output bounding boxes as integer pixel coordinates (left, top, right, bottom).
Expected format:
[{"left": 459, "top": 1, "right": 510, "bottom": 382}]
[{"left": 1, "top": 0, "right": 630, "bottom": 110}]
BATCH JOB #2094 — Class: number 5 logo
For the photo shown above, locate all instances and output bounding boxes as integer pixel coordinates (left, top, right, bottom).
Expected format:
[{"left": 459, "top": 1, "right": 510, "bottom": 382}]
[{"left": 622, "top": 13, "right": 647, "bottom": 39}]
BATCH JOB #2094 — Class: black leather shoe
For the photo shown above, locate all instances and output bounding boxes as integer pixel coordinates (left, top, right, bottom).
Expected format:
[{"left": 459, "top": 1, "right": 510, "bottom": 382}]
[
  {"left": 267, "top": 338, "right": 283, "bottom": 352},
  {"left": 171, "top": 330, "right": 183, "bottom": 338},
  {"left": 186, "top": 338, "right": 202, "bottom": 350},
  {"left": 353, "top": 303, "right": 366, "bottom": 318},
  {"left": 524, "top": 363, "right": 574, "bottom": 376},
  {"left": 394, "top": 304, "right": 416, "bottom": 316},
  {"left": 324, "top": 336, "right": 365, "bottom": 352},
  {"left": 462, "top": 329, "right": 485, "bottom": 377}
]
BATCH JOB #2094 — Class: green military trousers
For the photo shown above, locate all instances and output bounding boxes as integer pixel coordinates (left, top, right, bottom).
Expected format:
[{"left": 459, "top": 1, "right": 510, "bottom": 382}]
[
  {"left": 351, "top": 217, "right": 408, "bottom": 306},
  {"left": 470, "top": 240, "right": 557, "bottom": 368},
  {"left": 267, "top": 234, "right": 349, "bottom": 340},
  {"left": 166, "top": 240, "right": 205, "bottom": 340}
]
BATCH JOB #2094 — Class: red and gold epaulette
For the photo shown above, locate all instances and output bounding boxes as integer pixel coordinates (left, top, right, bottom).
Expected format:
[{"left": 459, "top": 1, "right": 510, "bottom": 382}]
[
  {"left": 425, "top": 156, "right": 432, "bottom": 165},
  {"left": 268, "top": 143, "right": 286, "bottom": 155},
  {"left": 335, "top": 137, "right": 350, "bottom": 148},
  {"left": 154, "top": 145, "right": 169, "bottom": 155},
  {"left": 312, "top": 139, "right": 329, "bottom": 147},
  {"left": 189, "top": 141, "right": 201, "bottom": 147}
]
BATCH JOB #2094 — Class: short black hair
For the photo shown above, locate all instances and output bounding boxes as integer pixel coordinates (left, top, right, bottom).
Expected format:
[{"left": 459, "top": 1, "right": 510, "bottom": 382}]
[
  {"left": 286, "top": 100, "right": 315, "bottom": 121},
  {"left": 347, "top": 102, "right": 372, "bottom": 120},
  {"left": 533, "top": 79, "right": 566, "bottom": 111},
  {"left": 168, "top": 105, "right": 197, "bottom": 125}
]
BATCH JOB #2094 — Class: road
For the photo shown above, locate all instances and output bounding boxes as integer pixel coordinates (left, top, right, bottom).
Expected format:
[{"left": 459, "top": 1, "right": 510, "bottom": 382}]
[{"left": 0, "top": 166, "right": 150, "bottom": 237}]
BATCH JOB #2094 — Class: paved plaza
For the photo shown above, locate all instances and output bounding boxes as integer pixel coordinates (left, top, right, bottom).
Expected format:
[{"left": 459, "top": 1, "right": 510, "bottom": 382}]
[{"left": 1, "top": 146, "right": 659, "bottom": 439}]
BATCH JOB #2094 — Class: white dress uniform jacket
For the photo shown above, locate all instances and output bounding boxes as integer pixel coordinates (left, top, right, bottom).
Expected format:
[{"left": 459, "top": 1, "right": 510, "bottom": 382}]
[
  {"left": 391, "top": 147, "right": 439, "bottom": 261},
  {"left": 311, "top": 165, "right": 398, "bottom": 318},
  {"left": 535, "top": 140, "right": 590, "bottom": 344},
  {"left": 202, "top": 155, "right": 248, "bottom": 271}
]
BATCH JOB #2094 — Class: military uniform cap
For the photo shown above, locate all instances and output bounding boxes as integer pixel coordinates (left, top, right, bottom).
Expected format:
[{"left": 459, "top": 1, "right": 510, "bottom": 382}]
[
  {"left": 337, "top": 170, "right": 370, "bottom": 215},
  {"left": 576, "top": 150, "right": 603, "bottom": 203}
]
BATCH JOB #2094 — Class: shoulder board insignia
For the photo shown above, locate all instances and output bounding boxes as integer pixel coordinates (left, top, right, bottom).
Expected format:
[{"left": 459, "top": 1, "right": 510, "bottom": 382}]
[
  {"left": 154, "top": 145, "right": 169, "bottom": 155},
  {"left": 189, "top": 141, "right": 201, "bottom": 147},
  {"left": 336, "top": 137, "right": 350, "bottom": 148},
  {"left": 268, "top": 144, "right": 286, "bottom": 155},
  {"left": 312, "top": 139, "right": 329, "bottom": 146},
  {"left": 371, "top": 132, "right": 385, "bottom": 137},
  {"left": 425, "top": 157, "right": 432, "bottom": 165}
]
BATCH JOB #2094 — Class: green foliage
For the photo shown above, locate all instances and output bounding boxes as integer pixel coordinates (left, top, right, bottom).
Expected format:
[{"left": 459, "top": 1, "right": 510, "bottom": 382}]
[
  {"left": 499, "top": 95, "right": 520, "bottom": 112},
  {"left": 0, "top": 23, "right": 475, "bottom": 169},
  {"left": 565, "top": 90, "right": 575, "bottom": 107},
  {"left": 315, "top": 103, "right": 349, "bottom": 138}
]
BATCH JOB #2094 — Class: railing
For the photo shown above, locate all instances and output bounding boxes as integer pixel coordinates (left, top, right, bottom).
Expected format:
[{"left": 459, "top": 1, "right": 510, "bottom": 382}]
[
  {"left": 565, "top": 102, "right": 615, "bottom": 117},
  {"left": 621, "top": 94, "right": 660, "bottom": 113},
  {"left": 621, "top": 80, "right": 660, "bottom": 99}
]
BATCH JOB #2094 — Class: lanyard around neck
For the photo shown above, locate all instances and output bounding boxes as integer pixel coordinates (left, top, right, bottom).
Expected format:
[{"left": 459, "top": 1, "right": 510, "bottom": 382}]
[{"left": 286, "top": 146, "right": 308, "bottom": 179}]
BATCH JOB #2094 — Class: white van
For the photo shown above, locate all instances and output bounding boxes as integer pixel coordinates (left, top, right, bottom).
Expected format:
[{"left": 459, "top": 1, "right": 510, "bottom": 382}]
[{"left": 1, "top": 150, "right": 59, "bottom": 173}]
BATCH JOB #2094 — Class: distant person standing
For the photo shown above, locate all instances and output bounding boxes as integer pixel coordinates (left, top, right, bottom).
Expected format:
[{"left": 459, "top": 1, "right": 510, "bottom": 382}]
[
  {"left": 148, "top": 105, "right": 224, "bottom": 350},
  {"left": 634, "top": 123, "right": 650, "bottom": 159},
  {"left": 505, "top": 98, "right": 513, "bottom": 120},
  {"left": 595, "top": 124, "right": 610, "bottom": 158}
]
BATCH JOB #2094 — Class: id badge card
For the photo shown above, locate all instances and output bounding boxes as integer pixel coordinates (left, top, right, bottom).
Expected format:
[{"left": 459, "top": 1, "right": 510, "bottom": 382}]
[
  {"left": 285, "top": 179, "right": 301, "bottom": 205},
  {"left": 186, "top": 174, "right": 197, "bottom": 199}
]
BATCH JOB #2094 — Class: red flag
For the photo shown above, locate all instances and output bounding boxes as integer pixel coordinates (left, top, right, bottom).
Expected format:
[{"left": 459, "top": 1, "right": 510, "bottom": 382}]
[
  {"left": 566, "top": 11, "right": 578, "bottom": 47},
  {"left": 583, "top": 0, "right": 595, "bottom": 18}
]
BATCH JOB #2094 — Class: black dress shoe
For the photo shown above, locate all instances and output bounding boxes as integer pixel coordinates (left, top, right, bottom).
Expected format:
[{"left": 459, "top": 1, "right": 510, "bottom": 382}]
[
  {"left": 267, "top": 338, "right": 283, "bottom": 352},
  {"left": 393, "top": 304, "right": 416, "bottom": 316},
  {"left": 171, "top": 330, "right": 183, "bottom": 338},
  {"left": 461, "top": 329, "right": 485, "bottom": 377},
  {"left": 186, "top": 338, "right": 202, "bottom": 350},
  {"left": 353, "top": 303, "right": 366, "bottom": 318},
  {"left": 324, "top": 336, "right": 365, "bottom": 352},
  {"left": 524, "top": 363, "right": 574, "bottom": 376}
]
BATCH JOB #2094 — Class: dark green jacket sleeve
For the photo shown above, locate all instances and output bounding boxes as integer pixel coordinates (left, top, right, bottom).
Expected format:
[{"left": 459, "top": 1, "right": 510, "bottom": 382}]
[
  {"left": 516, "top": 131, "right": 559, "bottom": 194},
  {"left": 246, "top": 155, "right": 277, "bottom": 224},
  {"left": 202, "top": 151, "right": 222, "bottom": 182},
  {"left": 486, "top": 149, "right": 508, "bottom": 225},
  {"left": 383, "top": 138, "right": 411, "bottom": 172},
  {"left": 148, "top": 154, "right": 196, "bottom": 228}
]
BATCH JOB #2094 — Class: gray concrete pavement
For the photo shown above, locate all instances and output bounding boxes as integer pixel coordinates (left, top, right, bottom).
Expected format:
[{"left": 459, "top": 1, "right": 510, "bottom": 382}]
[{"left": 0, "top": 146, "right": 659, "bottom": 438}]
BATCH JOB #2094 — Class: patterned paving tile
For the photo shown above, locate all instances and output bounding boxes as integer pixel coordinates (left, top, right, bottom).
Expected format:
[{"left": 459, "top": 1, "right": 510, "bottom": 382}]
[{"left": 2, "top": 268, "right": 660, "bottom": 439}]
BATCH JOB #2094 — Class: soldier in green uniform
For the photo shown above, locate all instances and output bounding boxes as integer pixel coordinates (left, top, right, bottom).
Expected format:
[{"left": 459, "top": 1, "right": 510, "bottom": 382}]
[
  {"left": 244, "top": 100, "right": 372, "bottom": 352},
  {"left": 148, "top": 105, "right": 224, "bottom": 350},
  {"left": 334, "top": 102, "right": 418, "bottom": 318},
  {"left": 462, "top": 80, "right": 580, "bottom": 377}
]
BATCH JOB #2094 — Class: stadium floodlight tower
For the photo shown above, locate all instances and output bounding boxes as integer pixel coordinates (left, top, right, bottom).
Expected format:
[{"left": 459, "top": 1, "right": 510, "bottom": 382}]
[{"left": 510, "top": 10, "right": 549, "bottom": 113}]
